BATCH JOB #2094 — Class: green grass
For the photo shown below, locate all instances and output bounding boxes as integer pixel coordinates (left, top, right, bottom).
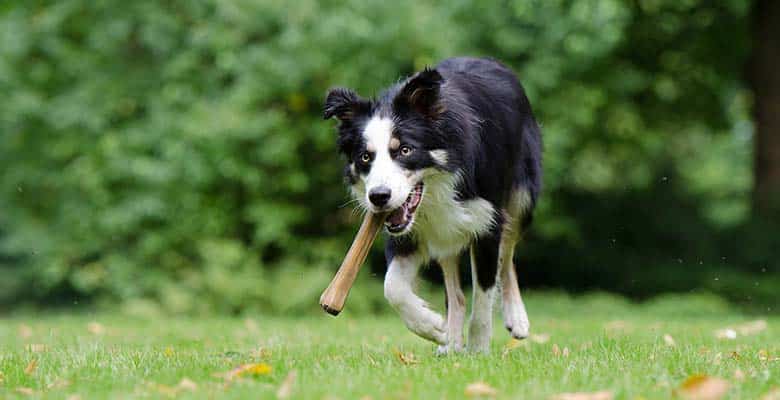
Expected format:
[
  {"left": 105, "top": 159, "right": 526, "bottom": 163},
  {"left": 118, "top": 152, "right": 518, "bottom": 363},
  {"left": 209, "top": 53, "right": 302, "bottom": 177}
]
[{"left": 0, "top": 292, "right": 777, "bottom": 399}]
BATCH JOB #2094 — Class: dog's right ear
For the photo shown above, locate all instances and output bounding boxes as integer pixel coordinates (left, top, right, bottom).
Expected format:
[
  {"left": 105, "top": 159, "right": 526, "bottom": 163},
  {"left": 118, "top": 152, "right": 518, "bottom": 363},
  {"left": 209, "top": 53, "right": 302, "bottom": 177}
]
[{"left": 323, "top": 88, "right": 368, "bottom": 122}]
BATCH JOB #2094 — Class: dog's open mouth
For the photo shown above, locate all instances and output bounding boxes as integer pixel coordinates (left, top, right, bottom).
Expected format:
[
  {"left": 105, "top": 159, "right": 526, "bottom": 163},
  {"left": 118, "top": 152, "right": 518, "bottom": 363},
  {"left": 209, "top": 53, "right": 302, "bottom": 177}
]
[{"left": 385, "top": 182, "right": 424, "bottom": 234}]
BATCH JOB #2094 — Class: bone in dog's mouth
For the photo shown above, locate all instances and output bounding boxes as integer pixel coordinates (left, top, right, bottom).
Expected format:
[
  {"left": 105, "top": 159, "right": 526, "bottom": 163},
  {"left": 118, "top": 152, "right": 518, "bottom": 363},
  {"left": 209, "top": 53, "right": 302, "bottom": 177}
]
[{"left": 385, "top": 182, "right": 423, "bottom": 234}]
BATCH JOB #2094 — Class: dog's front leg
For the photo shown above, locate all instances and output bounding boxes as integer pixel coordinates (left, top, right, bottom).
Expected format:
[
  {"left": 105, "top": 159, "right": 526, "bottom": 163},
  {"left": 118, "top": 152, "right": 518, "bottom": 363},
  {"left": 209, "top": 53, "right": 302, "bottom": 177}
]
[
  {"left": 468, "top": 231, "right": 501, "bottom": 353},
  {"left": 437, "top": 255, "right": 465, "bottom": 354},
  {"left": 384, "top": 254, "right": 446, "bottom": 345}
]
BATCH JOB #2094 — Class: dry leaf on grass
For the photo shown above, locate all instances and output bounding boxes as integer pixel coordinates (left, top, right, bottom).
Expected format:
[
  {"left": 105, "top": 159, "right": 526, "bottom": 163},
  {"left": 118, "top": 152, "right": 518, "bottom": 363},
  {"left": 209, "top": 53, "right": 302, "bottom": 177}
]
[
  {"left": 761, "top": 388, "right": 780, "bottom": 400},
  {"left": 87, "top": 322, "right": 105, "bottom": 336},
  {"left": 178, "top": 378, "right": 198, "bottom": 392},
  {"left": 244, "top": 318, "right": 260, "bottom": 334},
  {"left": 16, "top": 387, "right": 35, "bottom": 396},
  {"left": 737, "top": 320, "right": 767, "bottom": 336},
  {"left": 757, "top": 349, "right": 778, "bottom": 362},
  {"left": 276, "top": 370, "right": 297, "bottom": 399},
  {"left": 664, "top": 334, "right": 676, "bottom": 346},
  {"left": 550, "top": 390, "right": 613, "bottom": 400},
  {"left": 47, "top": 378, "right": 71, "bottom": 390},
  {"left": 715, "top": 329, "right": 737, "bottom": 340},
  {"left": 225, "top": 363, "right": 273, "bottom": 380},
  {"left": 18, "top": 324, "right": 33, "bottom": 339},
  {"left": 505, "top": 338, "right": 527, "bottom": 350},
  {"left": 604, "top": 320, "right": 630, "bottom": 335},
  {"left": 465, "top": 381, "right": 498, "bottom": 397},
  {"left": 24, "top": 359, "right": 38, "bottom": 375},
  {"left": 552, "top": 344, "right": 561, "bottom": 357},
  {"left": 531, "top": 333, "right": 550, "bottom": 343},
  {"left": 715, "top": 319, "right": 767, "bottom": 340},
  {"left": 678, "top": 375, "right": 730, "bottom": 400},
  {"left": 393, "top": 349, "right": 419, "bottom": 365}
]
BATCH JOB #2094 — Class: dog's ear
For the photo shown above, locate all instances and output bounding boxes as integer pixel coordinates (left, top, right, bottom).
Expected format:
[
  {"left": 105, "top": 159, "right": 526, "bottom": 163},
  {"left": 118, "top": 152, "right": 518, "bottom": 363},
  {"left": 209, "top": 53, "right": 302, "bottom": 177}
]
[
  {"left": 395, "top": 67, "right": 444, "bottom": 118},
  {"left": 323, "top": 88, "right": 368, "bottom": 122}
]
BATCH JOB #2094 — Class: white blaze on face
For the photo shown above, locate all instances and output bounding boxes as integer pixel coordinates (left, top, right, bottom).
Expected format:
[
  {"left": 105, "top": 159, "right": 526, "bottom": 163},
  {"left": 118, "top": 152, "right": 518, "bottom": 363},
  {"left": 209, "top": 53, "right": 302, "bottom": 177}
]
[{"left": 362, "top": 116, "right": 414, "bottom": 211}]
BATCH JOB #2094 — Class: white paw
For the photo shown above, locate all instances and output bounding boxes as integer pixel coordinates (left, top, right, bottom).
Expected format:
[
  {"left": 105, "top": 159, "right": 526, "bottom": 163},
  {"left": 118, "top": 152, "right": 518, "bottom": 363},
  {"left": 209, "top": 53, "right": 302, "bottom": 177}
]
[
  {"left": 503, "top": 303, "right": 530, "bottom": 340},
  {"left": 505, "top": 321, "right": 530, "bottom": 340},
  {"left": 405, "top": 312, "right": 446, "bottom": 345},
  {"left": 436, "top": 343, "right": 464, "bottom": 356}
]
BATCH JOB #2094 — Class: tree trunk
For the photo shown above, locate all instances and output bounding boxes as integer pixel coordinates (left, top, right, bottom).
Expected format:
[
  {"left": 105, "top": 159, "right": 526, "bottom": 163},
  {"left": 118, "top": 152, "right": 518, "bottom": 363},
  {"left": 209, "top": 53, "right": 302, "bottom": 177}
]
[{"left": 750, "top": 0, "right": 780, "bottom": 218}]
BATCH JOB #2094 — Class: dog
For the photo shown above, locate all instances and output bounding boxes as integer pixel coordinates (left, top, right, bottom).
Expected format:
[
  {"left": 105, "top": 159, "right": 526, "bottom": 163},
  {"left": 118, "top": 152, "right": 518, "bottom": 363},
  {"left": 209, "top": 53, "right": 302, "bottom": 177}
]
[{"left": 323, "top": 57, "right": 542, "bottom": 353}]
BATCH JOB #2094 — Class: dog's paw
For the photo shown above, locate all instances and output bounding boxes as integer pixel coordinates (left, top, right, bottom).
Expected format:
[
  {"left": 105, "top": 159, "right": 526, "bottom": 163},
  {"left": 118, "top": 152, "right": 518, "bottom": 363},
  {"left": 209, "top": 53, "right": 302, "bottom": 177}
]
[
  {"left": 505, "top": 322, "right": 529, "bottom": 340},
  {"left": 435, "top": 343, "right": 464, "bottom": 356}
]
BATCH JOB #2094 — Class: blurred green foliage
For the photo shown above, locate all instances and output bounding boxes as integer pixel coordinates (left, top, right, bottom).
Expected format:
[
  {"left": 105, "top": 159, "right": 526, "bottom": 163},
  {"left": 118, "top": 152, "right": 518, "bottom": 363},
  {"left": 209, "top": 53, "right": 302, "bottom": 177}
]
[{"left": 0, "top": 0, "right": 776, "bottom": 314}]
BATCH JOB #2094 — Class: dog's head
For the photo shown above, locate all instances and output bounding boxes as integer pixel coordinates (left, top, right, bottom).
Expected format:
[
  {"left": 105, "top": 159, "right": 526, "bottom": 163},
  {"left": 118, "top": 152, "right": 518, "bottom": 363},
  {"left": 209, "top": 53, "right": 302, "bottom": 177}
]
[{"left": 324, "top": 68, "right": 451, "bottom": 236}]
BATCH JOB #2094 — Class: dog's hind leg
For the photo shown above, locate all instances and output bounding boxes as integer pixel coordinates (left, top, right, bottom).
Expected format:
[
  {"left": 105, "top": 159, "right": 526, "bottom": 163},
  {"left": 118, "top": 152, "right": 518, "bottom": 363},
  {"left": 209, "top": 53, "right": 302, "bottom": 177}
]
[
  {"left": 437, "top": 255, "right": 465, "bottom": 354},
  {"left": 468, "top": 231, "right": 500, "bottom": 353},
  {"left": 500, "top": 258, "right": 530, "bottom": 339},
  {"left": 500, "top": 190, "right": 531, "bottom": 339},
  {"left": 384, "top": 254, "right": 446, "bottom": 345}
]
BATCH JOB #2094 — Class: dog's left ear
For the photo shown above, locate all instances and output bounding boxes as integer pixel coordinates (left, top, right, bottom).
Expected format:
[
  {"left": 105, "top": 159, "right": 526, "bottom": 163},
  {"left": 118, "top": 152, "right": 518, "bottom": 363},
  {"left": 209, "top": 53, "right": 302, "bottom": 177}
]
[{"left": 395, "top": 67, "right": 444, "bottom": 118}]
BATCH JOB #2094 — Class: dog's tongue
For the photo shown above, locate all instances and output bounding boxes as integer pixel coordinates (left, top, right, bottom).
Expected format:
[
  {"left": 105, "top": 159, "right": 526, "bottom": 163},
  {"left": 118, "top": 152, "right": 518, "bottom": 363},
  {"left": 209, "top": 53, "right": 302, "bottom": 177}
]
[{"left": 387, "top": 206, "right": 408, "bottom": 226}]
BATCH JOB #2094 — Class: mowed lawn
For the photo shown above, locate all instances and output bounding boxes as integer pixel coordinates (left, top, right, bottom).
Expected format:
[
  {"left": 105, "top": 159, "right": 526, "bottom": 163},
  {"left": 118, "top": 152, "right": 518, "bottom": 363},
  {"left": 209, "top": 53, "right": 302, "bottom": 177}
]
[{"left": 0, "top": 293, "right": 777, "bottom": 399}]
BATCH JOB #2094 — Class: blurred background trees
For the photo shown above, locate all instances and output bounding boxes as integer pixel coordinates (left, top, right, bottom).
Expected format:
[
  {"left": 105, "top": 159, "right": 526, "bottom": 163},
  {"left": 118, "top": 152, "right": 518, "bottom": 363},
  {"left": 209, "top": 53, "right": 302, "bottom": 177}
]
[{"left": 0, "top": 0, "right": 777, "bottom": 314}]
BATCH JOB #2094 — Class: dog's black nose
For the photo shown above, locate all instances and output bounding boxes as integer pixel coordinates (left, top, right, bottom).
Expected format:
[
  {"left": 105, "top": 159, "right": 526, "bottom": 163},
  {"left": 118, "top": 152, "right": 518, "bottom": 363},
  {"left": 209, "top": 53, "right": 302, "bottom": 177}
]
[{"left": 368, "top": 186, "right": 392, "bottom": 207}]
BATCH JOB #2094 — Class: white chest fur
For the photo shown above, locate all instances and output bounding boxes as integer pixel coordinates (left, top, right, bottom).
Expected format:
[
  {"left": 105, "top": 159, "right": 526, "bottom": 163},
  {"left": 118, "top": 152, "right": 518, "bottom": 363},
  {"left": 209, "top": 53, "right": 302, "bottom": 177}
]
[{"left": 411, "top": 172, "right": 496, "bottom": 260}]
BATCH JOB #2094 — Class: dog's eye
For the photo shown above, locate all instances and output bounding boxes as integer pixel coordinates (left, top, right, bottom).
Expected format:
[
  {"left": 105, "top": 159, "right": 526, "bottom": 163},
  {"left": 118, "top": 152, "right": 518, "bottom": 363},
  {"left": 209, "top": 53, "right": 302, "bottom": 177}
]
[
  {"left": 360, "top": 152, "right": 371, "bottom": 164},
  {"left": 399, "top": 145, "right": 413, "bottom": 156}
]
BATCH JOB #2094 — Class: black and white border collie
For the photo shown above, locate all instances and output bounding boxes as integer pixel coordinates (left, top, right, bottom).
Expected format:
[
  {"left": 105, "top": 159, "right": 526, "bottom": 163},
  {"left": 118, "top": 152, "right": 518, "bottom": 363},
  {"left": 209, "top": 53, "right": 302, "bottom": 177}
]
[{"left": 324, "top": 57, "right": 542, "bottom": 353}]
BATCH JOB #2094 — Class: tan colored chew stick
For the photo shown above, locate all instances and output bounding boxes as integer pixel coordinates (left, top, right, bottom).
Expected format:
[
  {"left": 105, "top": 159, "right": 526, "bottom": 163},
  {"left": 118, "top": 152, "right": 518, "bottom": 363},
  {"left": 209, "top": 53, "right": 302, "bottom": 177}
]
[{"left": 320, "top": 212, "right": 385, "bottom": 316}]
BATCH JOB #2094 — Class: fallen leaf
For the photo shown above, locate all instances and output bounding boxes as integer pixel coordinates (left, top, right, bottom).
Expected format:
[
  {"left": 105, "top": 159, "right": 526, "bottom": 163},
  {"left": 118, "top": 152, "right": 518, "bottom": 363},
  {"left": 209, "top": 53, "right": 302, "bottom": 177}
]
[
  {"left": 736, "top": 320, "right": 767, "bottom": 336},
  {"left": 178, "top": 378, "right": 198, "bottom": 392},
  {"left": 16, "top": 387, "right": 35, "bottom": 396},
  {"left": 729, "top": 351, "right": 740, "bottom": 360},
  {"left": 244, "top": 318, "right": 260, "bottom": 334},
  {"left": 47, "top": 378, "right": 71, "bottom": 390},
  {"left": 465, "top": 381, "right": 498, "bottom": 397},
  {"left": 664, "top": 334, "right": 676, "bottom": 346},
  {"left": 761, "top": 388, "right": 780, "bottom": 400},
  {"left": 152, "top": 383, "right": 178, "bottom": 397},
  {"left": 393, "top": 349, "right": 419, "bottom": 365},
  {"left": 18, "top": 324, "right": 33, "bottom": 339},
  {"left": 276, "top": 370, "right": 297, "bottom": 399},
  {"left": 550, "top": 390, "right": 613, "bottom": 400},
  {"left": 678, "top": 375, "right": 730, "bottom": 400},
  {"left": 226, "top": 363, "right": 273, "bottom": 380},
  {"left": 714, "top": 329, "right": 737, "bottom": 340},
  {"left": 531, "top": 333, "right": 550, "bottom": 343},
  {"left": 87, "top": 322, "right": 105, "bottom": 335},
  {"left": 552, "top": 344, "right": 561, "bottom": 357},
  {"left": 733, "top": 369, "right": 745, "bottom": 382},
  {"left": 26, "top": 344, "right": 46, "bottom": 353},
  {"left": 505, "top": 338, "right": 526, "bottom": 350},
  {"left": 24, "top": 359, "right": 38, "bottom": 375},
  {"left": 605, "top": 320, "right": 630, "bottom": 334}
]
